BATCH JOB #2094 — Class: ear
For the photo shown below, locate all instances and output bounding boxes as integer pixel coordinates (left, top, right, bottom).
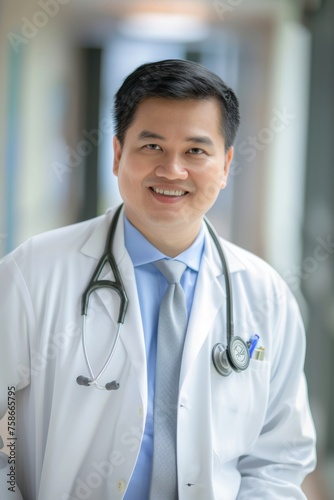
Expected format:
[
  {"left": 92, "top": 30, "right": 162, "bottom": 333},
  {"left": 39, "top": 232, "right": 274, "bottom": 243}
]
[
  {"left": 113, "top": 135, "right": 122, "bottom": 176},
  {"left": 220, "top": 146, "right": 234, "bottom": 189}
]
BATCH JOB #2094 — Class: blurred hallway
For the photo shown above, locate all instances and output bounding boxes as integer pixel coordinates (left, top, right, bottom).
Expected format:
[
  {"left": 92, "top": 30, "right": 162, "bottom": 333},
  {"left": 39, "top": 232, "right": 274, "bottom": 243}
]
[{"left": 0, "top": 0, "right": 333, "bottom": 497}]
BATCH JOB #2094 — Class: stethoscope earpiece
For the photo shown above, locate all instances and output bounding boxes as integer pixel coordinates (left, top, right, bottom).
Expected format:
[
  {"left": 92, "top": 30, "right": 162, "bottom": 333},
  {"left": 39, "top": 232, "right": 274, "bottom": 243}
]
[
  {"left": 105, "top": 380, "right": 120, "bottom": 391},
  {"left": 76, "top": 375, "right": 91, "bottom": 386},
  {"left": 76, "top": 375, "right": 120, "bottom": 390}
]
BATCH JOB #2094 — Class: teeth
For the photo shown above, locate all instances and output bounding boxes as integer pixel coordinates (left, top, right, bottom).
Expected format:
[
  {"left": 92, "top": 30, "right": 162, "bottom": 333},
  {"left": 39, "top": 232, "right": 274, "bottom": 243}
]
[{"left": 152, "top": 188, "right": 186, "bottom": 196}]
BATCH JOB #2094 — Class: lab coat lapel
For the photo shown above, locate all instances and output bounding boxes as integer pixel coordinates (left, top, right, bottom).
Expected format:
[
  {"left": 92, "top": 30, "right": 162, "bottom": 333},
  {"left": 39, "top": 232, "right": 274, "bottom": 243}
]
[
  {"left": 180, "top": 233, "right": 224, "bottom": 389},
  {"left": 80, "top": 209, "right": 125, "bottom": 330},
  {"left": 79, "top": 207, "right": 147, "bottom": 405},
  {"left": 179, "top": 225, "right": 245, "bottom": 389}
]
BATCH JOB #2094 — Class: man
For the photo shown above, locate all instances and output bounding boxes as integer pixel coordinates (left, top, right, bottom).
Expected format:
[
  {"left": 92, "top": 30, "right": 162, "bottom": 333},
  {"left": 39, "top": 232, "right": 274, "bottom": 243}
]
[{"left": 0, "top": 59, "right": 316, "bottom": 499}]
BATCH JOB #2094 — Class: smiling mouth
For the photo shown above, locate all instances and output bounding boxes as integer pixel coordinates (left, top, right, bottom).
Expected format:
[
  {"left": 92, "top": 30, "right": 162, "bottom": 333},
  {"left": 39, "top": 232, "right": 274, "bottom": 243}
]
[{"left": 150, "top": 187, "right": 188, "bottom": 197}]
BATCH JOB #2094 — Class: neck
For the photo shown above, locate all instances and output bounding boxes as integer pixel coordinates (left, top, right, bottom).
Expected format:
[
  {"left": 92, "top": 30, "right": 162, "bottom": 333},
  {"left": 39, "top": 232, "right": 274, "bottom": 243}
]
[
  {"left": 126, "top": 216, "right": 202, "bottom": 258},
  {"left": 146, "top": 230, "right": 198, "bottom": 258}
]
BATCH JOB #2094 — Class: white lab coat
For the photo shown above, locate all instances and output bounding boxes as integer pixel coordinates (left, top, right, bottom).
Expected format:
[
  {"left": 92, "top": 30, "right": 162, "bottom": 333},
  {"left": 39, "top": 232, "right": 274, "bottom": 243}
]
[{"left": 0, "top": 206, "right": 316, "bottom": 500}]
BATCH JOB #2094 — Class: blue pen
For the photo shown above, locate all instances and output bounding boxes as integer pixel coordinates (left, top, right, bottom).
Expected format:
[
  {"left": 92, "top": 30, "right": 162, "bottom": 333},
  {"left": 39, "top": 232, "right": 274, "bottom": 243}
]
[{"left": 247, "top": 334, "right": 260, "bottom": 358}]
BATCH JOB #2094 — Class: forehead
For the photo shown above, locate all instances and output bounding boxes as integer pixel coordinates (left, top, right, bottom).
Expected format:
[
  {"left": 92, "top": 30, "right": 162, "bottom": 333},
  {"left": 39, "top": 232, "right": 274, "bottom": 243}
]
[{"left": 128, "top": 97, "right": 223, "bottom": 138}]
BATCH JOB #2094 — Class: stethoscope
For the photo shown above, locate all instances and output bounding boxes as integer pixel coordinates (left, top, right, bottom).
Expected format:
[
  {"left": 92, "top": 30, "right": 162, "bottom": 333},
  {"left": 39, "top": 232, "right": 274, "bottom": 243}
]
[{"left": 76, "top": 204, "right": 250, "bottom": 390}]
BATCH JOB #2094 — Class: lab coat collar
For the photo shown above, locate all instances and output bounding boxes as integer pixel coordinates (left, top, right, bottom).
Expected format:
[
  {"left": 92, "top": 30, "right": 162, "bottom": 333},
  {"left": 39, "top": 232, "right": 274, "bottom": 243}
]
[
  {"left": 80, "top": 206, "right": 127, "bottom": 263},
  {"left": 202, "top": 219, "right": 246, "bottom": 276}
]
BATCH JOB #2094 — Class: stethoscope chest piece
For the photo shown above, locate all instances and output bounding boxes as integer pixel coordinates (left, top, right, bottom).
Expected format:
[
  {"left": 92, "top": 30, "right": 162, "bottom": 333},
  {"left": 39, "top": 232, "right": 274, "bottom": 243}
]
[
  {"left": 212, "top": 336, "right": 250, "bottom": 377},
  {"left": 228, "top": 336, "right": 250, "bottom": 372},
  {"left": 212, "top": 343, "right": 232, "bottom": 376}
]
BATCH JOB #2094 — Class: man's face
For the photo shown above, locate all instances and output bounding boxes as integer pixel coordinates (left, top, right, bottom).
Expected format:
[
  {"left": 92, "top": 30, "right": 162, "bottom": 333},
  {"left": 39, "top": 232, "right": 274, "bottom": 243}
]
[{"left": 113, "top": 97, "right": 233, "bottom": 248}]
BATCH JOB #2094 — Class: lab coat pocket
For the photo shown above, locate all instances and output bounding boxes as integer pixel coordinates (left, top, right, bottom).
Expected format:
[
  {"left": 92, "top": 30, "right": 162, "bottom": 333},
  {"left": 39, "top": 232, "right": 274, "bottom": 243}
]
[
  {"left": 211, "top": 359, "right": 270, "bottom": 463},
  {"left": 248, "top": 358, "right": 270, "bottom": 370}
]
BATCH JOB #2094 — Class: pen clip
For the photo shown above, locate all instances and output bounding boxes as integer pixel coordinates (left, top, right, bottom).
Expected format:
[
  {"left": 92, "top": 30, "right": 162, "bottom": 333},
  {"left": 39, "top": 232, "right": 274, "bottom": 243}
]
[{"left": 247, "top": 334, "right": 260, "bottom": 358}]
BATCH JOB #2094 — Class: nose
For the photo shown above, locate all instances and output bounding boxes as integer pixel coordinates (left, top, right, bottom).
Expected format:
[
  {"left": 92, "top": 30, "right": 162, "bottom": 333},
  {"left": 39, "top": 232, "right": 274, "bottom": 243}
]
[{"left": 155, "top": 154, "right": 188, "bottom": 180}]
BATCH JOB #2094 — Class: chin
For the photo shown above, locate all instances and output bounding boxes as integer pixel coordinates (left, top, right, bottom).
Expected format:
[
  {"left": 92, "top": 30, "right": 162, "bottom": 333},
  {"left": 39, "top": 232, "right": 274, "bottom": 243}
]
[{"left": 149, "top": 209, "right": 193, "bottom": 228}]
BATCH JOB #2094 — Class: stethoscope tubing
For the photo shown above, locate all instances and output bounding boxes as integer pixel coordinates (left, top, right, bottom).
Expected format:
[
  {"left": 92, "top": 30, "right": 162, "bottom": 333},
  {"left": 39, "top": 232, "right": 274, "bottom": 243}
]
[
  {"left": 81, "top": 315, "right": 122, "bottom": 390},
  {"left": 81, "top": 204, "right": 129, "bottom": 321},
  {"left": 203, "top": 217, "right": 234, "bottom": 344},
  {"left": 77, "top": 205, "right": 127, "bottom": 389}
]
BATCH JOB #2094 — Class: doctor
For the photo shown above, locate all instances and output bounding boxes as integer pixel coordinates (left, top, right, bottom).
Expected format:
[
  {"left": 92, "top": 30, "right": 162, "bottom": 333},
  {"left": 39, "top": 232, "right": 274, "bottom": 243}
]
[{"left": 0, "top": 59, "right": 316, "bottom": 499}]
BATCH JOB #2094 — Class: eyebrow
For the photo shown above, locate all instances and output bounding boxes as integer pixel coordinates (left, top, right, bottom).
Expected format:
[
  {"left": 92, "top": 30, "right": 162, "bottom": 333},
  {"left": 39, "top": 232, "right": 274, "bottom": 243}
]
[
  {"left": 185, "top": 136, "right": 214, "bottom": 147},
  {"left": 137, "top": 130, "right": 214, "bottom": 147},
  {"left": 137, "top": 130, "right": 165, "bottom": 141}
]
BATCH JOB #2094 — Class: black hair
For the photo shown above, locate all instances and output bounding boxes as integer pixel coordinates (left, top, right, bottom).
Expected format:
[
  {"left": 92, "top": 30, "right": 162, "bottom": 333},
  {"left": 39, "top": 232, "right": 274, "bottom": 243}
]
[{"left": 113, "top": 59, "right": 240, "bottom": 150}]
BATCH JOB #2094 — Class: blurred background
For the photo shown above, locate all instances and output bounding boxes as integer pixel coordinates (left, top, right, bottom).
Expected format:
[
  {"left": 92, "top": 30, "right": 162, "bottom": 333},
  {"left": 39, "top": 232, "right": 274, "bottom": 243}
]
[{"left": 0, "top": 0, "right": 333, "bottom": 497}]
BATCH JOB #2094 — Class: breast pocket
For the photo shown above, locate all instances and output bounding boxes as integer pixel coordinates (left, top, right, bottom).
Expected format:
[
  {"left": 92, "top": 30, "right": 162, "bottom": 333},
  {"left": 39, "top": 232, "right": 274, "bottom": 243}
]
[{"left": 211, "top": 359, "right": 270, "bottom": 463}]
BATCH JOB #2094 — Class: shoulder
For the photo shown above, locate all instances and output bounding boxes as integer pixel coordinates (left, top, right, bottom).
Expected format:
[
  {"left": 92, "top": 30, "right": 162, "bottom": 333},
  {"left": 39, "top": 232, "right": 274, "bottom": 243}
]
[
  {"left": 9, "top": 215, "right": 103, "bottom": 262},
  {"left": 217, "top": 237, "right": 296, "bottom": 306},
  {"left": 1, "top": 207, "right": 120, "bottom": 276},
  {"left": 221, "top": 238, "right": 279, "bottom": 277}
]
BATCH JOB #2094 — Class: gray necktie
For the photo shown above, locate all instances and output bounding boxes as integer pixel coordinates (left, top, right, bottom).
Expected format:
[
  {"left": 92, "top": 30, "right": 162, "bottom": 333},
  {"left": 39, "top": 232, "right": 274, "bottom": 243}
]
[{"left": 150, "top": 259, "right": 187, "bottom": 500}]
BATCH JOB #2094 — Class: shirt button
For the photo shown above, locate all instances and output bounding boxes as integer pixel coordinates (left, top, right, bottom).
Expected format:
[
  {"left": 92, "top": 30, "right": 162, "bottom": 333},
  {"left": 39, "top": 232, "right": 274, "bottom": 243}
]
[{"left": 116, "top": 480, "right": 127, "bottom": 493}]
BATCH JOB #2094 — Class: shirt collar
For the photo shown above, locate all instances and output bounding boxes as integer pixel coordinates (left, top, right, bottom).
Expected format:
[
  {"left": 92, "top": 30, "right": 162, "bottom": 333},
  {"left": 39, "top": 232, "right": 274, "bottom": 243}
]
[{"left": 124, "top": 215, "right": 205, "bottom": 272}]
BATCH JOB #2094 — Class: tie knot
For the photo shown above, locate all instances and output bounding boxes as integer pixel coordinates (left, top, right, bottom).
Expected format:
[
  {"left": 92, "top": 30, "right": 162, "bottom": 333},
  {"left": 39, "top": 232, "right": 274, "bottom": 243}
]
[{"left": 154, "top": 259, "right": 187, "bottom": 284}]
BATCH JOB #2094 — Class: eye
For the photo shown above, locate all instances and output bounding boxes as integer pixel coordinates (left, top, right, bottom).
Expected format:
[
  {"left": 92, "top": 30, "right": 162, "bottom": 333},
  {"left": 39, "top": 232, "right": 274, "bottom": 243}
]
[
  {"left": 144, "top": 144, "right": 161, "bottom": 151},
  {"left": 188, "top": 148, "right": 205, "bottom": 155}
]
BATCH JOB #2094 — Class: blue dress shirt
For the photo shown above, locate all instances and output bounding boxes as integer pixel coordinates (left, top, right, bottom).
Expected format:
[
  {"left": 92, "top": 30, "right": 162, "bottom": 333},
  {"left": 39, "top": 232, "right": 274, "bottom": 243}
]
[{"left": 123, "top": 215, "right": 205, "bottom": 499}]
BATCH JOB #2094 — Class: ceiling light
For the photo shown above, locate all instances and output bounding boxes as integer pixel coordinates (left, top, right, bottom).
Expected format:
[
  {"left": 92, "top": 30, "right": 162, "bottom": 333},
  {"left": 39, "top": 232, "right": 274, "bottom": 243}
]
[{"left": 118, "top": 13, "right": 209, "bottom": 42}]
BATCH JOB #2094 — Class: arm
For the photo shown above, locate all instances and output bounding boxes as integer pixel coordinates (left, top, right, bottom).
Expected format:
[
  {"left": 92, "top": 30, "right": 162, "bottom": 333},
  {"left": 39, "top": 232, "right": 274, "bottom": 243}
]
[
  {"left": 237, "top": 285, "right": 316, "bottom": 499},
  {"left": 0, "top": 253, "right": 34, "bottom": 499}
]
